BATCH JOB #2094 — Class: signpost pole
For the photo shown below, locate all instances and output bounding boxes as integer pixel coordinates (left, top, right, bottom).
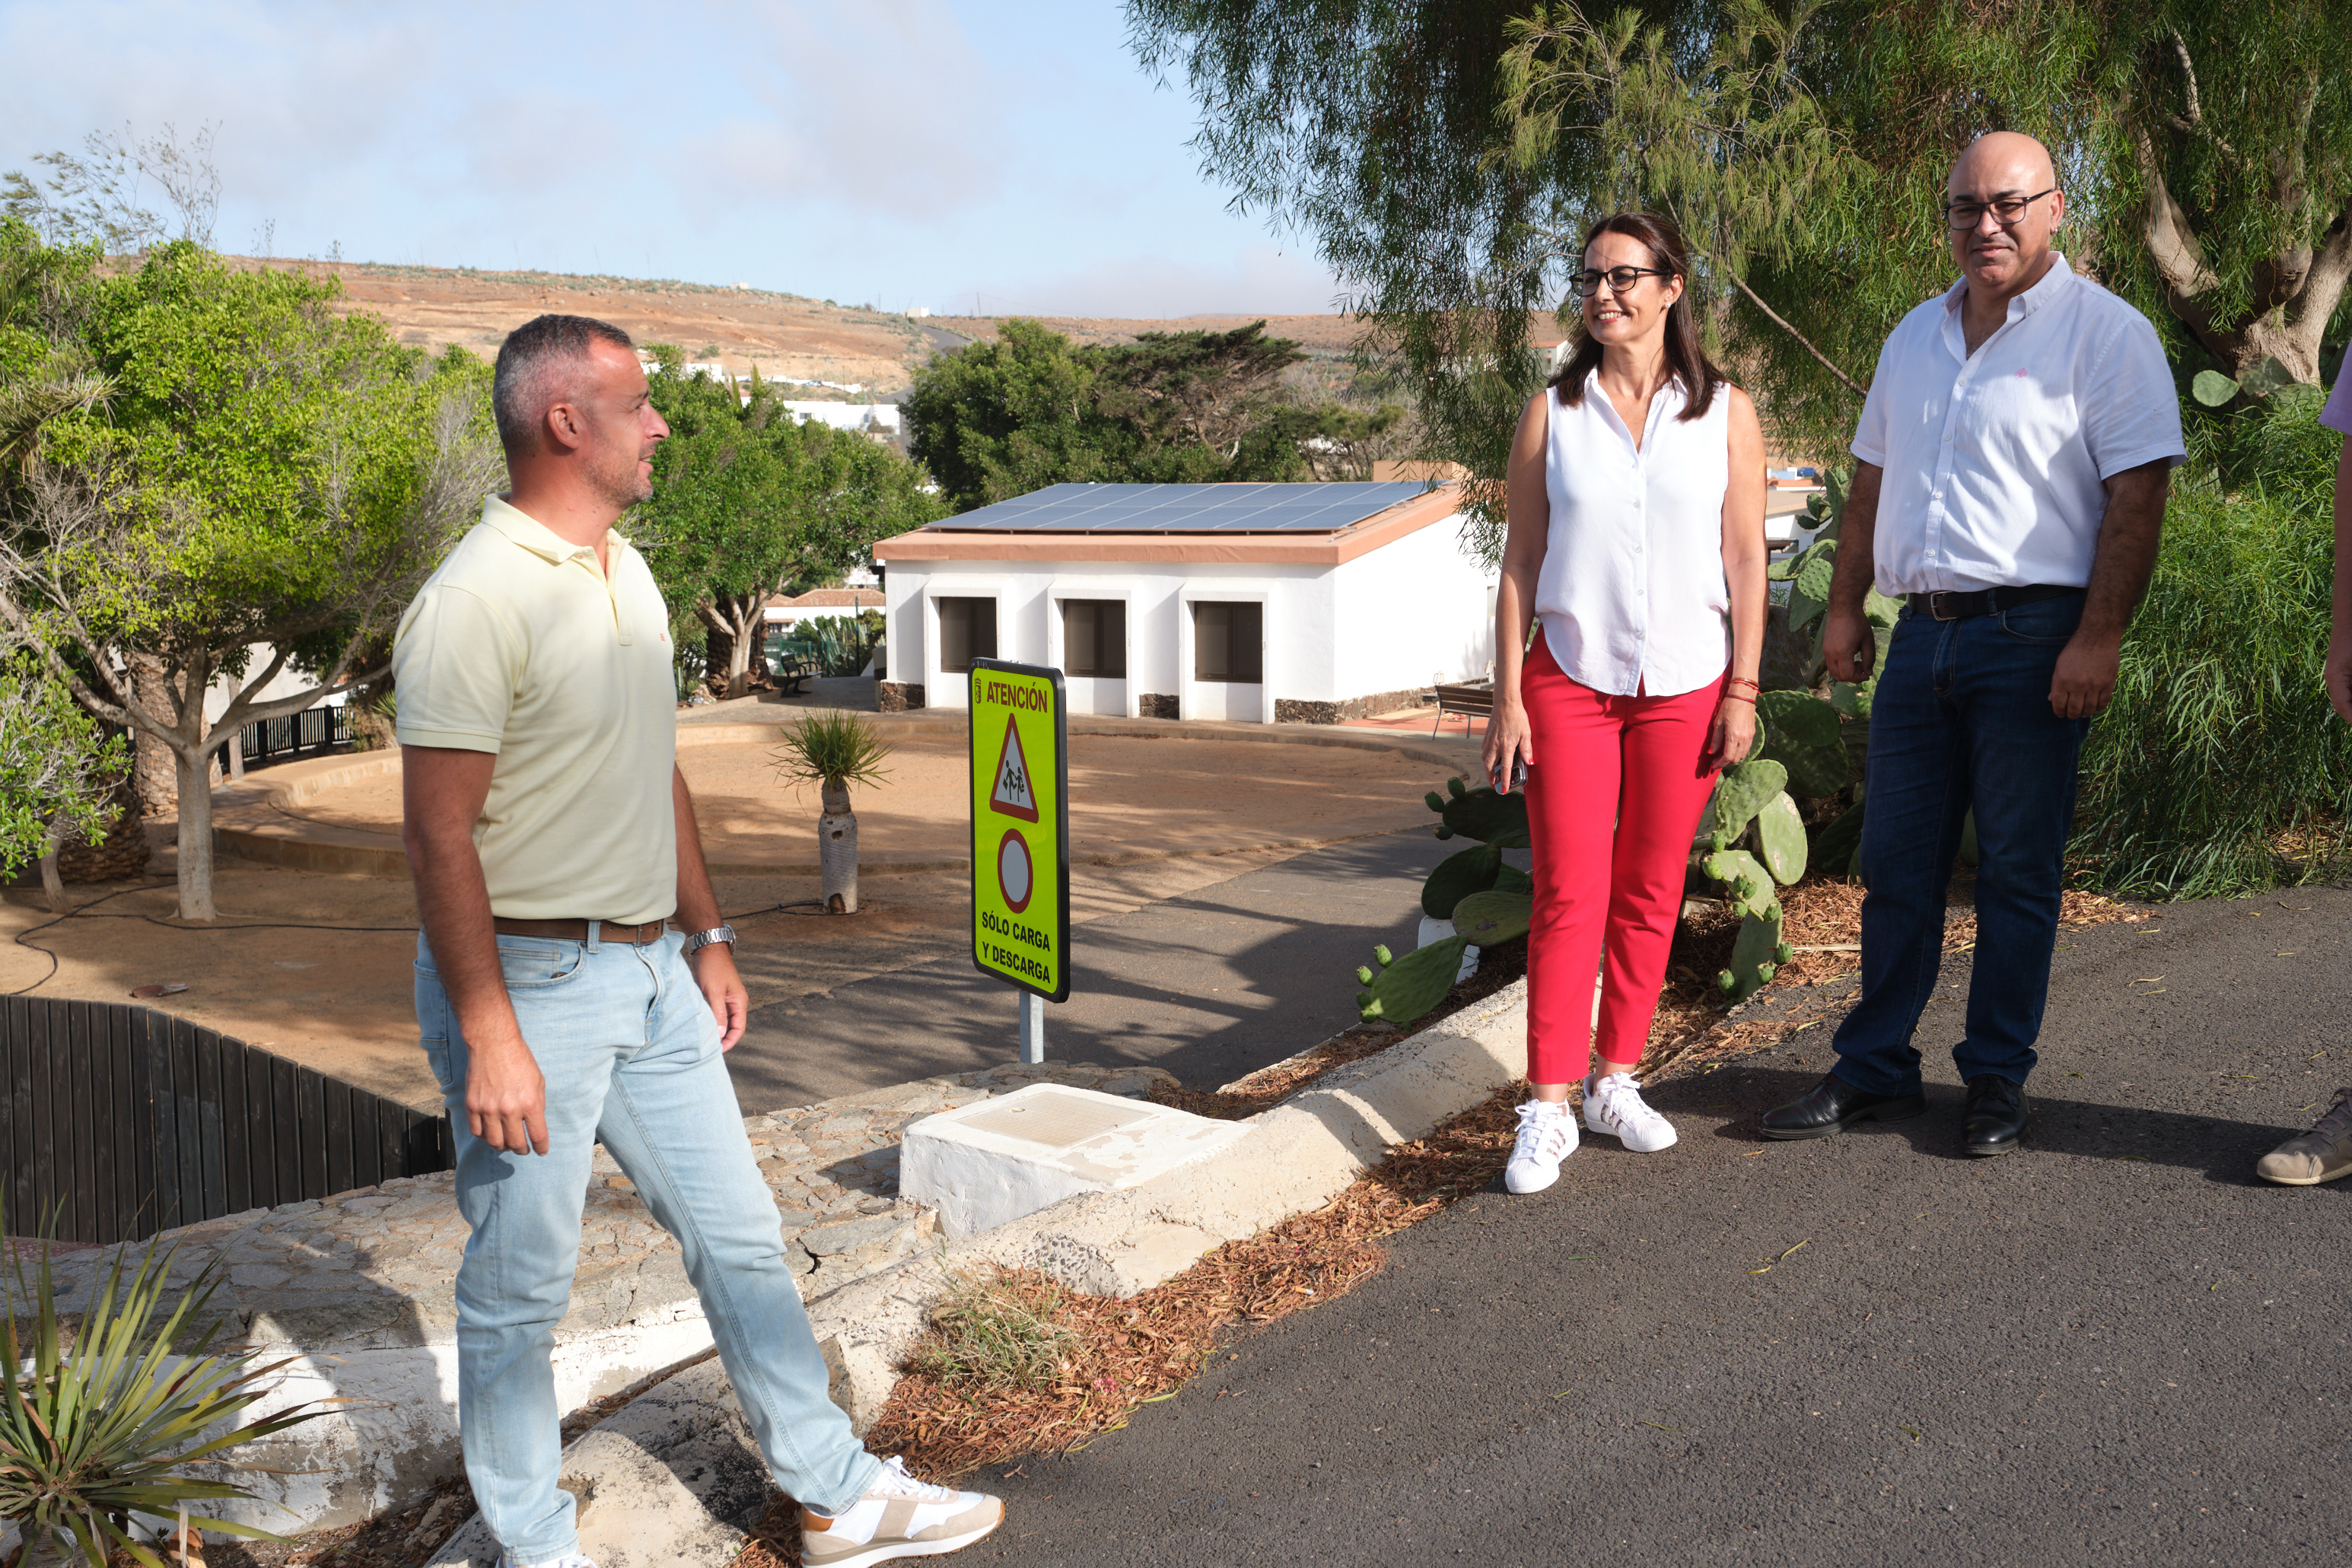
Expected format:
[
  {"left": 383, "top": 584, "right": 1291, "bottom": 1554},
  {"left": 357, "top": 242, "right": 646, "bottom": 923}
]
[{"left": 1018, "top": 990, "right": 1044, "bottom": 1065}]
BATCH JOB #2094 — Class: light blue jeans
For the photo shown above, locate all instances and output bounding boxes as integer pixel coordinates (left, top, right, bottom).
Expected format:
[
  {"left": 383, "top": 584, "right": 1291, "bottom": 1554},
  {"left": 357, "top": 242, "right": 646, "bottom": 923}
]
[{"left": 415, "top": 927, "right": 878, "bottom": 1562}]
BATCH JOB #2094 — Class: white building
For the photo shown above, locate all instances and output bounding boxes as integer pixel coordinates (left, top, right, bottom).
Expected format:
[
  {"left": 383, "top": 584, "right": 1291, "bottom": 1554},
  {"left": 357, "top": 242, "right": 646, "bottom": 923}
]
[{"left": 871, "top": 482, "right": 1494, "bottom": 724}]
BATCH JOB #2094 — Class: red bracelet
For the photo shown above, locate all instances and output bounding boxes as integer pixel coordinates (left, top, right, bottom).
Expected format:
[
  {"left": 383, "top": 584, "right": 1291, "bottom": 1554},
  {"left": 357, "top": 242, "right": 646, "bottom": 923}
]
[{"left": 1725, "top": 676, "right": 1760, "bottom": 695}]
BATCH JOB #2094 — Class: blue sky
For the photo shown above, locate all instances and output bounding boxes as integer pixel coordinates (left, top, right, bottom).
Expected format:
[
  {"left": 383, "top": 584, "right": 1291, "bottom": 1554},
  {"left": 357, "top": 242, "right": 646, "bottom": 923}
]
[{"left": 0, "top": 0, "right": 1348, "bottom": 317}]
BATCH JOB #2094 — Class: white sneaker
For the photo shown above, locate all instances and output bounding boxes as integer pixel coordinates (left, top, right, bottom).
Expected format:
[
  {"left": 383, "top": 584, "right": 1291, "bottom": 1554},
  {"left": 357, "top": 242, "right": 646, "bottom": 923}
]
[
  {"left": 498, "top": 1556, "right": 597, "bottom": 1568},
  {"left": 801, "top": 1455, "right": 1004, "bottom": 1566},
  {"left": 1504, "top": 1099, "right": 1578, "bottom": 1193},
  {"left": 1583, "top": 1072, "right": 1678, "bottom": 1152}
]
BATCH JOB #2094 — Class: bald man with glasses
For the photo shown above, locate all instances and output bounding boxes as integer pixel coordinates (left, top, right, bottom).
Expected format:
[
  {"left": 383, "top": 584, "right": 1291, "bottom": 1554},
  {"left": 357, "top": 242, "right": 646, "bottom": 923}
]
[{"left": 1762, "top": 132, "right": 2184, "bottom": 1156}]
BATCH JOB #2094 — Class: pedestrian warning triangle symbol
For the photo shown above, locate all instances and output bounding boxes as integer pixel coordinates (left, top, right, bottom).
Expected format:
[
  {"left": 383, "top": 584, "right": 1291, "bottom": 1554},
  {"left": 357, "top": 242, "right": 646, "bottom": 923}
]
[{"left": 988, "top": 716, "right": 1039, "bottom": 822}]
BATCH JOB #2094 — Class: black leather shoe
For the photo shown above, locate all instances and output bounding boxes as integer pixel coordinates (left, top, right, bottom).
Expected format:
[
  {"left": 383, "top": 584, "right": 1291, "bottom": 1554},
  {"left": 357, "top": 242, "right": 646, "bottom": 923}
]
[
  {"left": 1760, "top": 1072, "right": 1928, "bottom": 1140},
  {"left": 1963, "top": 1074, "right": 2028, "bottom": 1156}
]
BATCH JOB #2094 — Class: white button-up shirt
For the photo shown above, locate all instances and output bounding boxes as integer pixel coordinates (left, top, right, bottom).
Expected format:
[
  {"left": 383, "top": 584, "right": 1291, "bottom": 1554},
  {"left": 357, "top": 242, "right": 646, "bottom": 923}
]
[
  {"left": 1851, "top": 254, "right": 2183, "bottom": 594},
  {"left": 1533, "top": 371, "right": 1731, "bottom": 698}
]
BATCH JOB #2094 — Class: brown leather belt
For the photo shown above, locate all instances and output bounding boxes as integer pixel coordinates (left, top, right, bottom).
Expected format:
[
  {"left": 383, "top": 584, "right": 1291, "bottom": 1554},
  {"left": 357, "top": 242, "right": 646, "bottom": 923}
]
[{"left": 492, "top": 918, "right": 673, "bottom": 945}]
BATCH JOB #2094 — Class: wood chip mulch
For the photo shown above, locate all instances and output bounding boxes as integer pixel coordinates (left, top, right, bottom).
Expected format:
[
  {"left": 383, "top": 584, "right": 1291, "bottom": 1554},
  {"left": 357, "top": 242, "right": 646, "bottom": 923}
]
[{"left": 843, "top": 871, "right": 2150, "bottom": 1500}]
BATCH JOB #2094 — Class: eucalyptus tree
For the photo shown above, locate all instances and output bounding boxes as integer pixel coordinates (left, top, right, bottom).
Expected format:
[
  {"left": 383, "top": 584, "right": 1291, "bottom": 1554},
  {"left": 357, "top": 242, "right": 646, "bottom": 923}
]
[
  {"left": 1129, "top": 0, "right": 2352, "bottom": 549},
  {"left": 0, "top": 234, "right": 501, "bottom": 919}
]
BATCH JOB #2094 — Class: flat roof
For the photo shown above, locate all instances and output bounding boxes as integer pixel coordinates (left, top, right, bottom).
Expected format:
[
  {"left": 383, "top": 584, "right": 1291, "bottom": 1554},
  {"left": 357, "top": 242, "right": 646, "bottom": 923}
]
[
  {"left": 875, "top": 482, "right": 1464, "bottom": 568},
  {"left": 908, "top": 481, "right": 1437, "bottom": 536}
]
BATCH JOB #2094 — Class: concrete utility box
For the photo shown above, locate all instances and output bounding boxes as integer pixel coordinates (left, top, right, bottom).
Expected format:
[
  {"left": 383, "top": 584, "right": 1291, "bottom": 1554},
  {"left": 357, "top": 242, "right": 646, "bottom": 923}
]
[{"left": 900, "top": 1083, "right": 1252, "bottom": 1239}]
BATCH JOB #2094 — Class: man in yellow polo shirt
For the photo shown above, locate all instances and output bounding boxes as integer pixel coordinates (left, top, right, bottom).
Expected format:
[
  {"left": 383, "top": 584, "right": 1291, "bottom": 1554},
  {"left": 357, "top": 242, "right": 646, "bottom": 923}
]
[{"left": 396, "top": 314, "right": 1001, "bottom": 1568}]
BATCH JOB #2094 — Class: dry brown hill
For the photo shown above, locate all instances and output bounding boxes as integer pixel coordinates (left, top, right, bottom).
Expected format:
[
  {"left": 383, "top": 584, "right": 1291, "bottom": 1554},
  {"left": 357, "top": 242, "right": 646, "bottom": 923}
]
[{"left": 226, "top": 256, "right": 1456, "bottom": 399}]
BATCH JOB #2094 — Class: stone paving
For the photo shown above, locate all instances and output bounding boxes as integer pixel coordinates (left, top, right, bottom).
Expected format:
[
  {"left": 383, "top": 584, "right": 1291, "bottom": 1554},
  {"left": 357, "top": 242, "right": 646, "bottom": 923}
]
[
  {"left": 43, "top": 1058, "right": 1176, "bottom": 1538},
  {"left": 54, "top": 1059, "right": 1179, "bottom": 1340}
]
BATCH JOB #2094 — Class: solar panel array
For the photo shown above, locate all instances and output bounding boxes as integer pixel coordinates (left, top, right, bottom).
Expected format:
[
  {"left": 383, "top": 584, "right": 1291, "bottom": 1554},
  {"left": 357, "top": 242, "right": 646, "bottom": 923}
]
[{"left": 921, "top": 482, "right": 1438, "bottom": 534}]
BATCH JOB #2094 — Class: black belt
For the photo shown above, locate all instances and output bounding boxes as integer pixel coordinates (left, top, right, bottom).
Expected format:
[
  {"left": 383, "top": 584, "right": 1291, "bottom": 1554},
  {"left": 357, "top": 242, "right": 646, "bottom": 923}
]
[{"left": 1905, "top": 584, "right": 2081, "bottom": 621}]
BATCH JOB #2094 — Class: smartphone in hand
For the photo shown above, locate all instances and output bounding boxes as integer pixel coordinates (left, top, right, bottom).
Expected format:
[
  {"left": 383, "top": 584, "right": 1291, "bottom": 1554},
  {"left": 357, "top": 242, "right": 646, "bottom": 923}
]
[{"left": 1488, "top": 755, "right": 1528, "bottom": 794}]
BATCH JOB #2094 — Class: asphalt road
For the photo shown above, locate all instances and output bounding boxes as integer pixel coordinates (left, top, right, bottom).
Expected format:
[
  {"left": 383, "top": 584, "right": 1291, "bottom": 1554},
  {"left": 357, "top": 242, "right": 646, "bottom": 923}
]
[
  {"left": 724, "top": 830, "right": 1481, "bottom": 1111},
  {"left": 979, "top": 886, "right": 2352, "bottom": 1566}
]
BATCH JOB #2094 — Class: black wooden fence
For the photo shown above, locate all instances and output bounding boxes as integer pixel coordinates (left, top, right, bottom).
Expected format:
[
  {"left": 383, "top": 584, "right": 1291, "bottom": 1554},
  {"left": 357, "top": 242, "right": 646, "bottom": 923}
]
[
  {"left": 237, "top": 704, "right": 355, "bottom": 771},
  {"left": 0, "top": 997, "right": 452, "bottom": 1245}
]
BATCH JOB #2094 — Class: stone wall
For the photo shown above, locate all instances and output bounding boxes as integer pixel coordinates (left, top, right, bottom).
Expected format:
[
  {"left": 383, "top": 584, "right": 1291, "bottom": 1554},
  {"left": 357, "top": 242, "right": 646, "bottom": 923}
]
[
  {"left": 41, "top": 1060, "right": 1171, "bottom": 1539},
  {"left": 1272, "top": 686, "right": 1436, "bottom": 726},
  {"left": 1138, "top": 693, "right": 1179, "bottom": 719},
  {"left": 875, "top": 681, "right": 924, "bottom": 712}
]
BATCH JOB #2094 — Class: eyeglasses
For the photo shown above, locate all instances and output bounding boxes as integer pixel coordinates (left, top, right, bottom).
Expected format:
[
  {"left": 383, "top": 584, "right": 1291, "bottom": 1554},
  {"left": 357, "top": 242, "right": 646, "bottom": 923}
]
[
  {"left": 1574, "top": 266, "right": 1673, "bottom": 298},
  {"left": 1943, "top": 187, "right": 2057, "bottom": 229}
]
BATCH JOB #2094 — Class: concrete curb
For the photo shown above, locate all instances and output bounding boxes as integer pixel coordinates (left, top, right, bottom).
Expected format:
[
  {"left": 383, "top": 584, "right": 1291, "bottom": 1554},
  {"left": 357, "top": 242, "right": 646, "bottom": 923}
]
[{"left": 427, "top": 980, "right": 1529, "bottom": 1567}]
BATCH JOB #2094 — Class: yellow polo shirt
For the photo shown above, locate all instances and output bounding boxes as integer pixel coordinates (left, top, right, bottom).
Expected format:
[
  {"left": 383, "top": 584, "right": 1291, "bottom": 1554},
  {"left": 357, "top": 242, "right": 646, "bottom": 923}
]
[{"left": 393, "top": 495, "right": 680, "bottom": 924}]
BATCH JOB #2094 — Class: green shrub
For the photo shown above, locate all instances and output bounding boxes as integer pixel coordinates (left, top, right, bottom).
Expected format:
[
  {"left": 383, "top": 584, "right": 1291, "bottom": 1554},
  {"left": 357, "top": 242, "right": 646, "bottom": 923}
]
[
  {"left": 2074, "top": 463, "right": 2352, "bottom": 896},
  {"left": 773, "top": 709, "right": 893, "bottom": 795},
  {"left": 0, "top": 1233, "right": 333, "bottom": 1565}
]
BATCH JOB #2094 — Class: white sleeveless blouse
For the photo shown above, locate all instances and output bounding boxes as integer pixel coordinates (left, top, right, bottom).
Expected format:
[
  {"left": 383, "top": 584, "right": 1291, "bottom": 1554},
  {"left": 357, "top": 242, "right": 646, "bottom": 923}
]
[{"left": 1533, "top": 371, "right": 1731, "bottom": 698}]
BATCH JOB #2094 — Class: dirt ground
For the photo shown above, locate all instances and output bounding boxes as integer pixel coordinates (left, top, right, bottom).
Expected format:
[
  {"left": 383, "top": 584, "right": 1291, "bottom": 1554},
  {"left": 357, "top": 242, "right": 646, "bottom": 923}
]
[
  {"left": 2, "top": 731, "right": 1465, "bottom": 1111},
  {"left": 285, "top": 730, "right": 1447, "bottom": 867}
]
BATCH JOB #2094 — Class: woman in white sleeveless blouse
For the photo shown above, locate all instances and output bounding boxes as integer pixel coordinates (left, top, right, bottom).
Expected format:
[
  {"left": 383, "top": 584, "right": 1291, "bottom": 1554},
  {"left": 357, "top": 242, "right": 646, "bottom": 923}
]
[{"left": 1482, "top": 213, "right": 1768, "bottom": 1195}]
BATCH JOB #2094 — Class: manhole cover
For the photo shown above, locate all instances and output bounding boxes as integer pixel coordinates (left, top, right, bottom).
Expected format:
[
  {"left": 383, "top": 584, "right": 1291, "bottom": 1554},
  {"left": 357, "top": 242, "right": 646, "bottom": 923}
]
[{"left": 959, "top": 1091, "right": 1153, "bottom": 1150}]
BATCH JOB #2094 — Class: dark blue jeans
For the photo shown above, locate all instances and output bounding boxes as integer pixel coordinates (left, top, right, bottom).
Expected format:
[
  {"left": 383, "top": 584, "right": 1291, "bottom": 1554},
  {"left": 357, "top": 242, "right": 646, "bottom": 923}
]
[{"left": 1828, "top": 593, "right": 2089, "bottom": 1095}]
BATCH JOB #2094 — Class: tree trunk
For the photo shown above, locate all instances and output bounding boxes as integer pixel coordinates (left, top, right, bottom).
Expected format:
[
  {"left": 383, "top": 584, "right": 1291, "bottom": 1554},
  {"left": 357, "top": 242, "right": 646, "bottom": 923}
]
[
  {"left": 173, "top": 741, "right": 217, "bottom": 921},
  {"left": 127, "top": 651, "right": 179, "bottom": 819},
  {"left": 17, "top": 1523, "right": 76, "bottom": 1567},
  {"left": 819, "top": 781, "right": 857, "bottom": 914},
  {"left": 38, "top": 813, "right": 68, "bottom": 914}
]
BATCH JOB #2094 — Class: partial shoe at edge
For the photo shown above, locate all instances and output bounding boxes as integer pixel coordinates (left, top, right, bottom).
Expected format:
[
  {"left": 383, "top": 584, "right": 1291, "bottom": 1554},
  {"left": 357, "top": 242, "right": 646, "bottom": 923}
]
[
  {"left": 1962, "top": 1074, "right": 2028, "bottom": 1157},
  {"left": 1759, "top": 1071, "right": 1927, "bottom": 1140},
  {"left": 2256, "top": 1086, "right": 2352, "bottom": 1186}
]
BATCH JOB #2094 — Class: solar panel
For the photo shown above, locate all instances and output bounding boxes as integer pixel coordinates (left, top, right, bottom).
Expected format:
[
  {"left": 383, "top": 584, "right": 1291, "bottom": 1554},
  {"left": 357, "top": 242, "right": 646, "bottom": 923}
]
[{"left": 920, "top": 481, "right": 1440, "bottom": 535}]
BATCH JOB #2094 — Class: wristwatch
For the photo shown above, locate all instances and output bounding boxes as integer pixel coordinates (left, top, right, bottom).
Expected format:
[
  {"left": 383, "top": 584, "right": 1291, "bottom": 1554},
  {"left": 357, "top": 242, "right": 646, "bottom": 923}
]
[{"left": 683, "top": 924, "right": 737, "bottom": 959}]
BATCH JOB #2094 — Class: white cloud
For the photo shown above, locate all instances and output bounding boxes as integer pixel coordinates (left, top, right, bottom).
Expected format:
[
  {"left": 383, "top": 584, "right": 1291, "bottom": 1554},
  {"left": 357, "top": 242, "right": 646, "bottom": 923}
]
[{"left": 963, "top": 241, "right": 1345, "bottom": 320}]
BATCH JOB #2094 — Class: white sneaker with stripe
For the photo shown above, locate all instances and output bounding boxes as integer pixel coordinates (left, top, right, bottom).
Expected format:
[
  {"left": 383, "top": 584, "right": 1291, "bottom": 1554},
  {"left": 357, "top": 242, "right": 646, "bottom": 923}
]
[
  {"left": 1582, "top": 1071, "right": 1678, "bottom": 1152},
  {"left": 800, "top": 1455, "right": 1004, "bottom": 1567},
  {"left": 1504, "top": 1098, "right": 1578, "bottom": 1194}
]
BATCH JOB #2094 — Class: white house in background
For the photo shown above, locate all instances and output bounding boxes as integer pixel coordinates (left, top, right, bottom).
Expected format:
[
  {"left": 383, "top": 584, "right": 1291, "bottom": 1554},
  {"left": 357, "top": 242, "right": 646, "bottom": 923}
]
[
  {"left": 870, "top": 481, "right": 1494, "bottom": 724},
  {"left": 778, "top": 401, "right": 901, "bottom": 439},
  {"left": 762, "top": 586, "right": 885, "bottom": 630}
]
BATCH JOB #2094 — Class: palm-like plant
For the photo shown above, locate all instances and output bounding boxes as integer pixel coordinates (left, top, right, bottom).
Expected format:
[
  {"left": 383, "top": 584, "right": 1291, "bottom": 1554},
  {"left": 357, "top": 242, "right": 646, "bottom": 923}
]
[
  {"left": 0, "top": 1236, "right": 336, "bottom": 1567},
  {"left": 773, "top": 711, "right": 892, "bottom": 914}
]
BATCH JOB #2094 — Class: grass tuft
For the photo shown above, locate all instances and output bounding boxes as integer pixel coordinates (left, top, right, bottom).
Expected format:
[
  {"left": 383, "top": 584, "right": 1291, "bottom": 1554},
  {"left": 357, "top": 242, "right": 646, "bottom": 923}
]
[{"left": 904, "top": 1268, "right": 1081, "bottom": 1395}]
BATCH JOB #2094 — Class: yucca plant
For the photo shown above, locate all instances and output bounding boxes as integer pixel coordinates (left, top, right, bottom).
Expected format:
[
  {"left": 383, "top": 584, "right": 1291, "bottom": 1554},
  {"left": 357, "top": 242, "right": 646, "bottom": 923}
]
[
  {"left": 772, "top": 711, "right": 893, "bottom": 914},
  {"left": 0, "top": 1233, "right": 336, "bottom": 1567}
]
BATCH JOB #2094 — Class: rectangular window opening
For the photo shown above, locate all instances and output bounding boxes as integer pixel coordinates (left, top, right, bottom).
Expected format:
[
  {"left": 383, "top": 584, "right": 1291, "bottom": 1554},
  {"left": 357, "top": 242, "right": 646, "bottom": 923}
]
[
  {"left": 935, "top": 596, "right": 998, "bottom": 673},
  {"left": 1191, "top": 600, "right": 1263, "bottom": 684},
  {"left": 1060, "top": 599, "right": 1127, "bottom": 679}
]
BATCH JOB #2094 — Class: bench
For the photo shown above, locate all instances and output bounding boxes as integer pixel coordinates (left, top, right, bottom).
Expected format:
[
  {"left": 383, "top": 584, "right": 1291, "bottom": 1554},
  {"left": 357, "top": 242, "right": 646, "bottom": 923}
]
[
  {"left": 771, "top": 654, "right": 814, "bottom": 696},
  {"left": 1432, "top": 681, "right": 1493, "bottom": 735}
]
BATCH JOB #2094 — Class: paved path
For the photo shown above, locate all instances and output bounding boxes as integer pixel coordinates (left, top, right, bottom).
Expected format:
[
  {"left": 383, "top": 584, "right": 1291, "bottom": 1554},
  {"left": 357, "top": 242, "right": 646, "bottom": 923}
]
[
  {"left": 725, "top": 829, "right": 1474, "bottom": 1111},
  {"left": 981, "top": 886, "right": 2352, "bottom": 1565}
]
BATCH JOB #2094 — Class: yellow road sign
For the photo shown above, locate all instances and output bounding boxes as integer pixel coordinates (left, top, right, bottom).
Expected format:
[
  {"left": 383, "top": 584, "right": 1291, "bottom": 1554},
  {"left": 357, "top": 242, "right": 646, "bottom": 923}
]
[{"left": 969, "top": 658, "right": 1069, "bottom": 1002}]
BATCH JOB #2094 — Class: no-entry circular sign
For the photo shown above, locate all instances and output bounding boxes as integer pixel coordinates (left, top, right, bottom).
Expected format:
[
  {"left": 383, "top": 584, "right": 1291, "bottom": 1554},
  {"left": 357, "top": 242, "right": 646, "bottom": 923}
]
[{"left": 997, "top": 828, "right": 1034, "bottom": 913}]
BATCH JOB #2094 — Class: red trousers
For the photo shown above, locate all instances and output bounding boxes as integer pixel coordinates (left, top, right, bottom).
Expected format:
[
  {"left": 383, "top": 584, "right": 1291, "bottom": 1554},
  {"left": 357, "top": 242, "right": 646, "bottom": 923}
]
[{"left": 1522, "top": 635, "right": 1724, "bottom": 1083}]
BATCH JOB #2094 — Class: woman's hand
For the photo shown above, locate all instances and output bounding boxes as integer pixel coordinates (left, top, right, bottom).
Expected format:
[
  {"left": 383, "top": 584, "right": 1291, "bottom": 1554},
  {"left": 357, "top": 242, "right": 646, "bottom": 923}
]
[
  {"left": 1484, "top": 693, "right": 1536, "bottom": 792},
  {"left": 1704, "top": 695, "right": 1757, "bottom": 773}
]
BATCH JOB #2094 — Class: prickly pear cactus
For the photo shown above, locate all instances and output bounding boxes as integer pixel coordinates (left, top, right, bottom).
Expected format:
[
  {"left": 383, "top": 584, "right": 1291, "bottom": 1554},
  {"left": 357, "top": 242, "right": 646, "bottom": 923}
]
[
  {"left": 1451, "top": 888, "right": 1533, "bottom": 947},
  {"left": 1424, "top": 777, "right": 1530, "bottom": 848},
  {"left": 1493, "top": 860, "right": 1533, "bottom": 896},
  {"left": 1716, "top": 904, "right": 1797, "bottom": 1003},
  {"left": 1421, "top": 842, "right": 1503, "bottom": 919},
  {"left": 1703, "top": 758, "right": 1789, "bottom": 849},
  {"left": 1355, "top": 936, "right": 1469, "bottom": 1025},
  {"left": 1752, "top": 793, "right": 1809, "bottom": 885},
  {"left": 1812, "top": 797, "right": 1863, "bottom": 878},
  {"left": 1756, "top": 690, "right": 1851, "bottom": 800}
]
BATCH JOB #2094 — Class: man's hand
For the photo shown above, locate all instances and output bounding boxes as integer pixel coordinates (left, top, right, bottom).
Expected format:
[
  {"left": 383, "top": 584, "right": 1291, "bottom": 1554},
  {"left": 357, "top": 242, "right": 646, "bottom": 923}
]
[
  {"left": 2050, "top": 629, "right": 2123, "bottom": 719},
  {"left": 466, "top": 1033, "right": 549, "bottom": 1155},
  {"left": 1822, "top": 603, "right": 1876, "bottom": 684},
  {"left": 693, "top": 943, "right": 750, "bottom": 1051}
]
